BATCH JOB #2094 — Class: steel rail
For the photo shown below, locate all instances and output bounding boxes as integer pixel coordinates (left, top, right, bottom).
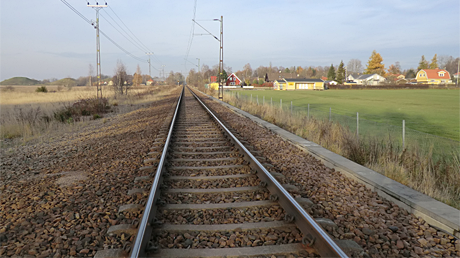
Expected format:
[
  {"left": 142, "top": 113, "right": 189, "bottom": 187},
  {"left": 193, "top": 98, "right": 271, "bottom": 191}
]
[
  {"left": 188, "top": 87, "right": 348, "bottom": 258},
  {"left": 130, "top": 86, "right": 185, "bottom": 257}
]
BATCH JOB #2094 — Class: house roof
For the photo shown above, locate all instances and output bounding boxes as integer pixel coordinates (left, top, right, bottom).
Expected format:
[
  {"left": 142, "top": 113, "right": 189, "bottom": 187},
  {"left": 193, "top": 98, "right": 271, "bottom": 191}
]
[
  {"left": 283, "top": 78, "right": 324, "bottom": 83},
  {"left": 347, "top": 73, "right": 360, "bottom": 79},
  {"left": 227, "top": 73, "right": 242, "bottom": 82},
  {"left": 356, "top": 74, "right": 374, "bottom": 80},
  {"left": 419, "top": 69, "right": 451, "bottom": 79}
]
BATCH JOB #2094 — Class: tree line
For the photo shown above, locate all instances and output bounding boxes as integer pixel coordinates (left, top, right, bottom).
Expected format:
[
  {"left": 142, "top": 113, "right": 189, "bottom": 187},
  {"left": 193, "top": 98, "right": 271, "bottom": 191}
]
[{"left": 186, "top": 52, "right": 459, "bottom": 87}]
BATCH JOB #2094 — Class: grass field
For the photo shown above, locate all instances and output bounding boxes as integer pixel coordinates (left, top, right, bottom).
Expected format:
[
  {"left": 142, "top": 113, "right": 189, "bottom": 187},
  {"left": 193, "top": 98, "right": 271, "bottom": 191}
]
[
  {"left": 220, "top": 89, "right": 460, "bottom": 209},
  {"left": 234, "top": 89, "right": 460, "bottom": 141}
]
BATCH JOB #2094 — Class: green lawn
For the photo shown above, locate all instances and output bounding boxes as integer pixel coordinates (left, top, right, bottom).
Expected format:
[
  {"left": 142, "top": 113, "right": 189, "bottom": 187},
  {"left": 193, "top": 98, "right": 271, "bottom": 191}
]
[{"left": 233, "top": 89, "right": 460, "bottom": 141}]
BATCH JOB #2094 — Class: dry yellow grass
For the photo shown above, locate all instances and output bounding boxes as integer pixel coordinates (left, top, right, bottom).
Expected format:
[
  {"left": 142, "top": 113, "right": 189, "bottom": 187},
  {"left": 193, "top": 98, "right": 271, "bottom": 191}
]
[
  {"left": 222, "top": 92, "right": 460, "bottom": 209},
  {"left": 0, "top": 85, "right": 178, "bottom": 145}
]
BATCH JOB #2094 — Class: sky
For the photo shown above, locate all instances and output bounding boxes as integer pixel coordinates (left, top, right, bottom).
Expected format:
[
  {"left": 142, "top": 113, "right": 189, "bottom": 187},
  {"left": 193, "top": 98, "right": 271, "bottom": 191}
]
[{"left": 0, "top": 0, "right": 459, "bottom": 81}]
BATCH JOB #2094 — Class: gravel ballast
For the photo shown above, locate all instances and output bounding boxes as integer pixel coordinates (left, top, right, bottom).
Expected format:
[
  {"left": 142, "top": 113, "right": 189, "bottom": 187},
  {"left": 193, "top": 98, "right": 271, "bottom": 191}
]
[
  {"left": 196, "top": 90, "right": 460, "bottom": 258},
  {"left": 0, "top": 94, "right": 179, "bottom": 257}
]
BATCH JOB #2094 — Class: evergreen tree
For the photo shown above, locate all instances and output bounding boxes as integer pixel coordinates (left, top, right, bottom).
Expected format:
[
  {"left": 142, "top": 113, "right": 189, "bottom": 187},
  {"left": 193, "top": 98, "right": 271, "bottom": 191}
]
[
  {"left": 429, "top": 54, "right": 438, "bottom": 69},
  {"left": 336, "top": 61, "right": 345, "bottom": 84},
  {"left": 218, "top": 69, "right": 228, "bottom": 82},
  {"left": 405, "top": 69, "right": 416, "bottom": 78},
  {"left": 418, "top": 55, "right": 429, "bottom": 71},
  {"left": 327, "top": 64, "right": 336, "bottom": 80},
  {"left": 364, "top": 50, "right": 385, "bottom": 76}
]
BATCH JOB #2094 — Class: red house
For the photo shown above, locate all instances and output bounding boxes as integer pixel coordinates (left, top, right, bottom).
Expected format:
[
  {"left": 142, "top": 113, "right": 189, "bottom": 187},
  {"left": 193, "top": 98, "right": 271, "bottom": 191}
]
[{"left": 226, "top": 73, "right": 242, "bottom": 86}]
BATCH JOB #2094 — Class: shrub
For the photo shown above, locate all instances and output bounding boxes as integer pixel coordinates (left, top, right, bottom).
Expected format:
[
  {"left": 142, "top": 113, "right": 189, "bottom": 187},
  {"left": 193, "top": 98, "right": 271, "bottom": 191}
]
[
  {"left": 35, "top": 86, "right": 48, "bottom": 93},
  {"left": 54, "top": 108, "right": 72, "bottom": 123},
  {"left": 54, "top": 97, "right": 109, "bottom": 123}
]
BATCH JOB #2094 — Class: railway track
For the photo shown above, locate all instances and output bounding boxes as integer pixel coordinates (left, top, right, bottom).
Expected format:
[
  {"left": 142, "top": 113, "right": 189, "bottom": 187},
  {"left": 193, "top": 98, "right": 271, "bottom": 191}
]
[{"left": 97, "top": 87, "right": 349, "bottom": 257}]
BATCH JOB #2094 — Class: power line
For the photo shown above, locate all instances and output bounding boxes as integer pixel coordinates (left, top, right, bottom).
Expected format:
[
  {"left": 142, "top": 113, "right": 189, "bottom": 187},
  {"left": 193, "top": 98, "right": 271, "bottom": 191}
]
[
  {"left": 99, "top": 30, "right": 147, "bottom": 63},
  {"left": 100, "top": 11, "right": 149, "bottom": 53},
  {"left": 107, "top": 5, "right": 162, "bottom": 65},
  {"left": 107, "top": 6, "right": 152, "bottom": 53},
  {"left": 62, "top": 0, "right": 92, "bottom": 24},
  {"left": 61, "top": 0, "right": 148, "bottom": 64},
  {"left": 184, "top": 0, "right": 197, "bottom": 70}
]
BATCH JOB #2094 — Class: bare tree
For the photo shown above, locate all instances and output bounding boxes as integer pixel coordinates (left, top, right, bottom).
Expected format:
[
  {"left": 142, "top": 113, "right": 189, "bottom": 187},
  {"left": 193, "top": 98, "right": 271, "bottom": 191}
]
[
  {"left": 347, "top": 59, "right": 363, "bottom": 74},
  {"left": 243, "top": 63, "right": 252, "bottom": 81},
  {"left": 88, "top": 64, "right": 94, "bottom": 86},
  {"left": 113, "top": 60, "right": 129, "bottom": 95},
  {"left": 133, "top": 64, "right": 142, "bottom": 86}
]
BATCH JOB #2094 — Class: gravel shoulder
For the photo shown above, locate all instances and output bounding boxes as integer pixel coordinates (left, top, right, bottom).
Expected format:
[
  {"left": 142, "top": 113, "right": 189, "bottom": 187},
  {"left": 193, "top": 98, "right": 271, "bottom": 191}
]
[
  {"left": 0, "top": 92, "right": 179, "bottom": 257},
  {"left": 197, "top": 90, "right": 460, "bottom": 258}
]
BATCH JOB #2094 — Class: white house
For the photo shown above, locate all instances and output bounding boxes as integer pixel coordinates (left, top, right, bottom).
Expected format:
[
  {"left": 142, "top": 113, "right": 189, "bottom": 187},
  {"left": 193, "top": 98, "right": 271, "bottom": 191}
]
[{"left": 354, "top": 74, "right": 386, "bottom": 85}]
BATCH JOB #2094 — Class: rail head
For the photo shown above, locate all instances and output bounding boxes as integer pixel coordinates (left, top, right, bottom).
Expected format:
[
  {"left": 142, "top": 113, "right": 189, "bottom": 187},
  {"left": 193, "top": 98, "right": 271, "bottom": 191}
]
[
  {"left": 188, "top": 87, "right": 348, "bottom": 258},
  {"left": 130, "top": 86, "right": 185, "bottom": 258}
]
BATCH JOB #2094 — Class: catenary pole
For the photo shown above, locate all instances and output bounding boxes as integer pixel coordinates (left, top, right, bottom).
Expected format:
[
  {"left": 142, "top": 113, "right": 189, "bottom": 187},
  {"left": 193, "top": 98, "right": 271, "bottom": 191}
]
[
  {"left": 146, "top": 52, "right": 154, "bottom": 78},
  {"left": 88, "top": 1, "right": 107, "bottom": 99}
]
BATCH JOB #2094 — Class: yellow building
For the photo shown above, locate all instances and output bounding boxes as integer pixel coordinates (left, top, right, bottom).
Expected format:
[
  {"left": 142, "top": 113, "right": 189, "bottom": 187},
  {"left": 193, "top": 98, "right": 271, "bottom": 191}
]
[
  {"left": 416, "top": 69, "right": 451, "bottom": 84},
  {"left": 209, "top": 82, "right": 219, "bottom": 90},
  {"left": 274, "top": 78, "right": 324, "bottom": 90}
]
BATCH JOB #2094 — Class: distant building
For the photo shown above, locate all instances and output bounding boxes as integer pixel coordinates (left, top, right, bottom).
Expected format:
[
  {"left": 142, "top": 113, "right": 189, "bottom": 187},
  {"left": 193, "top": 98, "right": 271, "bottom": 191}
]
[
  {"left": 386, "top": 74, "right": 406, "bottom": 84},
  {"left": 346, "top": 73, "right": 361, "bottom": 81},
  {"left": 416, "top": 69, "right": 451, "bottom": 84},
  {"left": 324, "top": 80, "right": 338, "bottom": 85},
  {"left": 225, "top": 73, "right": 242, "bottom": 86},
  {"left": 146, "top": 79, "right": 154, "bottom": 85},
  {"left": 274, "top": 78, "right": 324, "bottom": 90},
  {"left": 354, "top": 74, "right": 386, "bottom": 85}
]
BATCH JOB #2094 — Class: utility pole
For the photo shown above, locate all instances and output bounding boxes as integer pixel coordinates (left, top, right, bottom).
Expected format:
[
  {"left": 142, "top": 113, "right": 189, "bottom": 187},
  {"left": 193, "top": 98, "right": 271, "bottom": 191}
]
[
  {"left": 192, "top": 16, "right": 224, "bottom": 99},
  {"left": 457, "top": 59, "right": 459, "bottom": 87},
  {"left": 196, "top": 58, "right": 200, "bottom": 73},
  {"left": 87, "top": 1, "right": 107, "bottom": 99},
  {"left": 216, "top": 16, "right": 224, "bottom": 100},
  {"left": 146, "top": 52, "right": 153, "bottom": 78},
  {"left": 162, "top": 65, "right": 165, "bottom": 80}
]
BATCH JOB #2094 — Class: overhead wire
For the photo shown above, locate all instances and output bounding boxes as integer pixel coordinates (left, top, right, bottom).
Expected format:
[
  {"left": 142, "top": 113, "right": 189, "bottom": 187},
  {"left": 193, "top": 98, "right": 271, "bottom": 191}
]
[
  {"left": 107, "top": 6, "right": 152, "bottom": 54},
  {"left": 100, "top": 11, "right": 149, "bottom": 54},
  {"left": 105, "top": 4, "right": 162, "bottom": 70},
  {"left": 61, "top": 0, "right": 153, "bottom": 67},
  {"left": 184, "top": 0, "right": 198, "bottom": 71}
]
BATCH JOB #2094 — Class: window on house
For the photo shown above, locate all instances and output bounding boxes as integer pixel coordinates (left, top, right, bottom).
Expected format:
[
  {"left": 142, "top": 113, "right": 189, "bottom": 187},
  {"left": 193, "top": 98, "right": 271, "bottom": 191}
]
[{"left": 439, "top": 73, "right": 444, "bottom": 77}]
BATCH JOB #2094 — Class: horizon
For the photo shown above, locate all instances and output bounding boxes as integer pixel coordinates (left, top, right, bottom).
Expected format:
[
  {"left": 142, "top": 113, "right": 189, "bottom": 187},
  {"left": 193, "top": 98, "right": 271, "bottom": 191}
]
[{"left": 1, "top": 0, "right": 459, "bottom": 81}]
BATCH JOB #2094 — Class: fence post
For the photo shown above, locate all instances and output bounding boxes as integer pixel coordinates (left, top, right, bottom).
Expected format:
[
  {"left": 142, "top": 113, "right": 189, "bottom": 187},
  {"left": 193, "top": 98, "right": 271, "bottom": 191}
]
[
  {"left": 402, "top": 120, "right": 405, "bottom": 149},
  {"left": 329, "top": 107, "right": 331, "bottom": 122},
  {"left": 291, "top": 101, "right": 293, "bottom": 114},
  {"left": 280, "top": 99, "right": 282, "bottom": 110},
  {"left": 357, "top": 112, "right": 359, "bottom": 140},
  {"left": 307, "top": 104, "right": 310, "bottom": 120}
]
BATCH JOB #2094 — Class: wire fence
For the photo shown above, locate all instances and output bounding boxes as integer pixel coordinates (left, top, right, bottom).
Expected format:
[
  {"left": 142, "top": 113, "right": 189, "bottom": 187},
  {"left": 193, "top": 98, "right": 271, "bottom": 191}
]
[{"left": 227, "top": 91, "right": 459, "bottom": 160}]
